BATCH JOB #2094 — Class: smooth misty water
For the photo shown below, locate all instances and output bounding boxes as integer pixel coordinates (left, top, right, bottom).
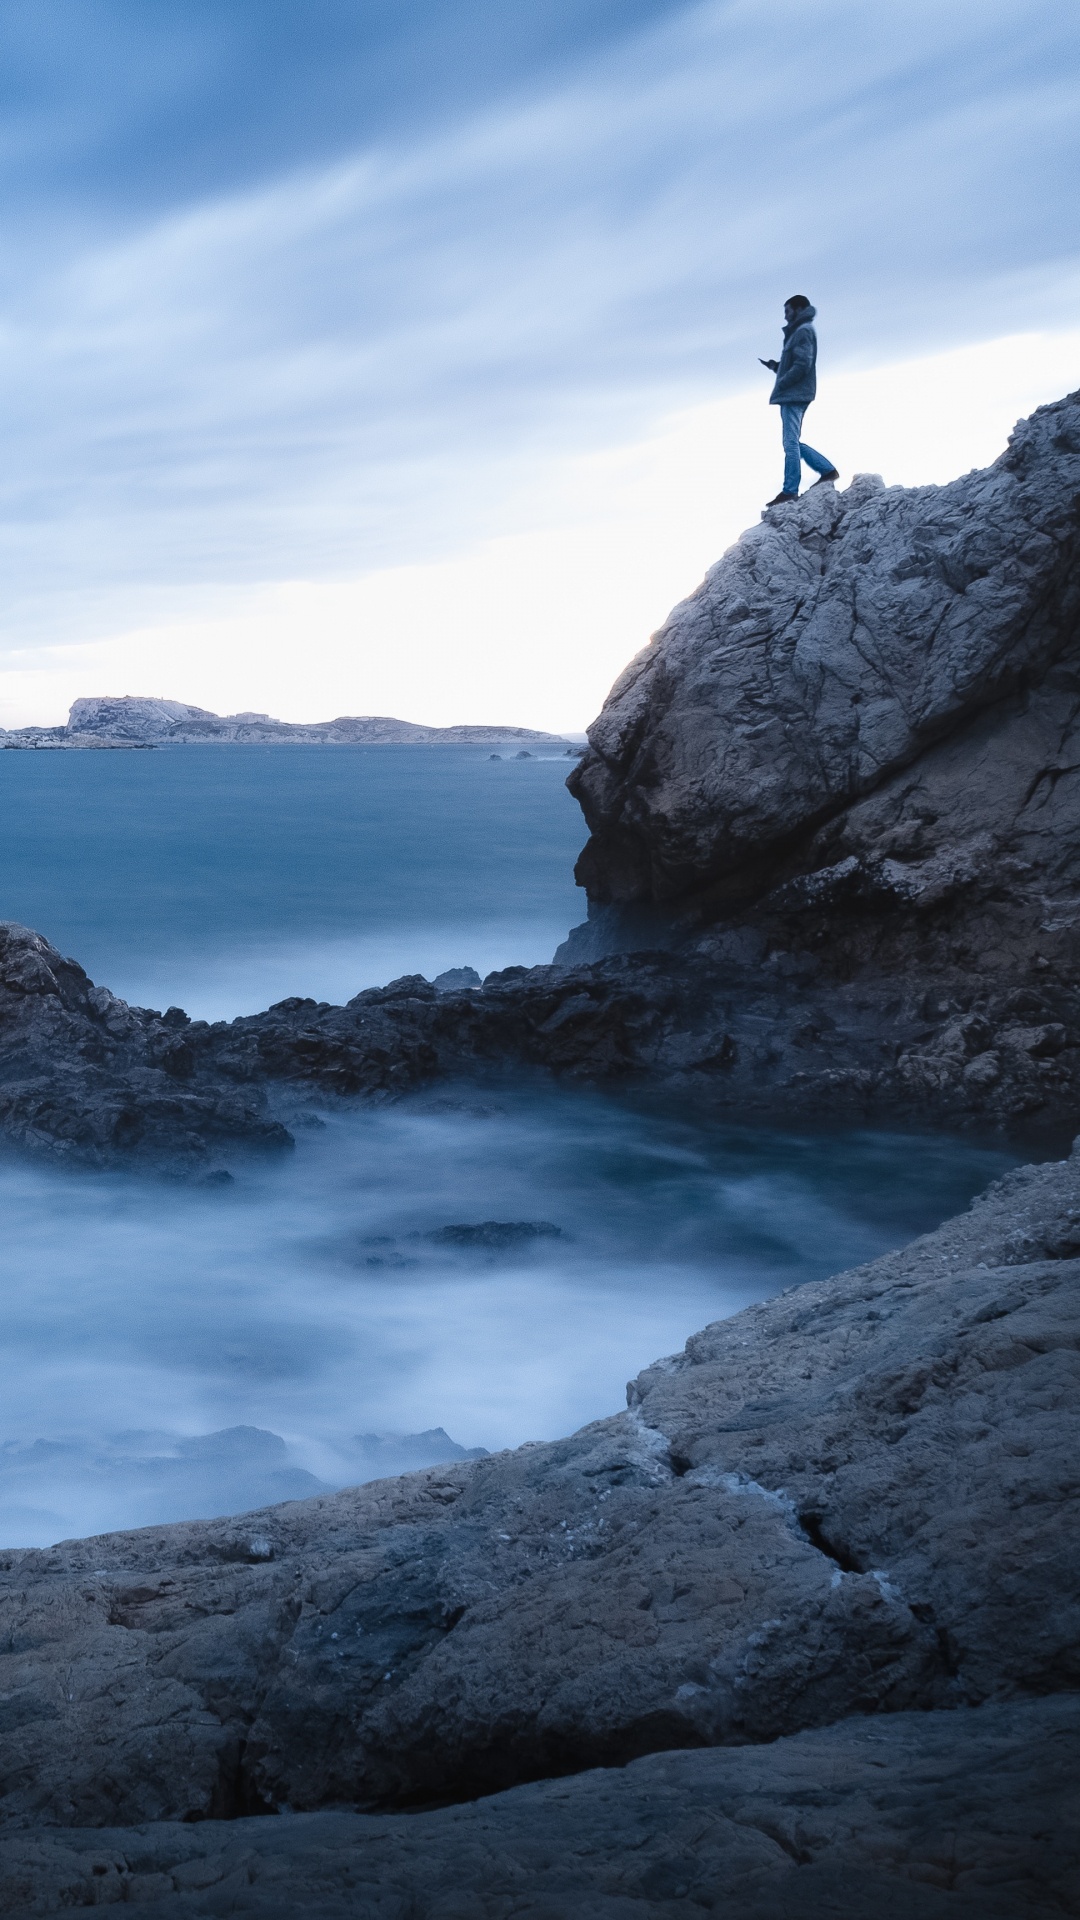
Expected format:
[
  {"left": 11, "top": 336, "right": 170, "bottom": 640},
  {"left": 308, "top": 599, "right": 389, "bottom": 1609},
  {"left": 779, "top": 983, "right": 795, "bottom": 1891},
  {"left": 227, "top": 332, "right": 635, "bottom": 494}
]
[
  {"left": 0, "top": 1089, "right": 1012, "bottom": 1547},
  {"left": 0, "top": 744, "right": 585, "bottom": 1018},
  {"left": 0, "top": 747, "right": 1016, "bottom": 1547}
]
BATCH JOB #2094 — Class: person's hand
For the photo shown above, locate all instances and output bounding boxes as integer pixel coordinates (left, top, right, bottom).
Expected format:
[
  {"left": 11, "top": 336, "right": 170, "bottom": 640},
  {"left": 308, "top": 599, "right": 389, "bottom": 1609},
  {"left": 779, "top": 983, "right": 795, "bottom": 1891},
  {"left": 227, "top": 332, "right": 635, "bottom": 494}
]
[{"left": 759, "top": 358, "right": 779, "bottom": 372}]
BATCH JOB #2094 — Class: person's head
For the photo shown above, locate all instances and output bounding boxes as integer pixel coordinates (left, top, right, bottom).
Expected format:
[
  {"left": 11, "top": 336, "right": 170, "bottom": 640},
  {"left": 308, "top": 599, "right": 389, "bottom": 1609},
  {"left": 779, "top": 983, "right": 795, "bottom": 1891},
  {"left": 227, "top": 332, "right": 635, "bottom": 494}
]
[{"left": 784, "top": 294, "right": 811, "bottom": 322}]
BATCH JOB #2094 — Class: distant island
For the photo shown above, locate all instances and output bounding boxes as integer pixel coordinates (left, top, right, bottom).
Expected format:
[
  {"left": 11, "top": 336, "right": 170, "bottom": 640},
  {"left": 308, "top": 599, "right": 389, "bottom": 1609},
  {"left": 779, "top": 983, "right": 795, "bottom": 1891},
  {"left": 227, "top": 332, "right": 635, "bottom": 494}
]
[{"left": 0, "top": 696, "right": 575, "bottom": 750}]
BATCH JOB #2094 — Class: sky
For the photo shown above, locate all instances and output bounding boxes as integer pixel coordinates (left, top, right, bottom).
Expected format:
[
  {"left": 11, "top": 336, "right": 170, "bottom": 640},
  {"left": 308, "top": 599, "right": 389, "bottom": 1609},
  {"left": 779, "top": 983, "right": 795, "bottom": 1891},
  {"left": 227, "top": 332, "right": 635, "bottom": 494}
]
[{"left": 0, "top": 0, "right": 1078, "bottom": 732}]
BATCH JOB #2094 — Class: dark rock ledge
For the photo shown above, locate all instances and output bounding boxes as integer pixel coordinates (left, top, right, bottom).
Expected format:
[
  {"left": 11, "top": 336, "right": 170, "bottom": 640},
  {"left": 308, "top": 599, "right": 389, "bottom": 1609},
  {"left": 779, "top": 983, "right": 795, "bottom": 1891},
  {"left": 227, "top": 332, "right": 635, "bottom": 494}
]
[
  {"left": 0, "top": 913, "right": 1078, "bottom": 1170},
  {"left": 1, "top": 1144, "right": 1078, "bottom": 1913}
]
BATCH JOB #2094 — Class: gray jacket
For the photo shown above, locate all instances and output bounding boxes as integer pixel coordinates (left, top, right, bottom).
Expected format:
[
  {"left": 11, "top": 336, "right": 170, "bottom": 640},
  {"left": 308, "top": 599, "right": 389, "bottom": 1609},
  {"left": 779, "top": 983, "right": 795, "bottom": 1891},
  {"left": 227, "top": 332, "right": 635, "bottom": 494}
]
[{"left": 769, "top": 305, "right": 817, "bottom": 406}]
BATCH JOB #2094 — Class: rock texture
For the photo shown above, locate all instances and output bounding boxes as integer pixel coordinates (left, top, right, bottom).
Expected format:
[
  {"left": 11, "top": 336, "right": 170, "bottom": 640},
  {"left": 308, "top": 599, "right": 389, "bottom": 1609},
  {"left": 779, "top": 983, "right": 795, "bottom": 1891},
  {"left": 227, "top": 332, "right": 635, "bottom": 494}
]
[
  {"left": 3, "top": 1699, "right": 1077, "bottom": 1916},
  {"left": 1, "top": 1142, "right": 1077, "bottom": 1912},
  {"left": 569, "top": 389, "right": 1080, "bottom": 912},
  {"left": 1, "top": 1161, "right": 1077, "bottom": 1912},
  {"left": 0, "top": 696, "right": 569, "bottom": 750},
  {"left": 4, "top": 912, "right": 1080, "bottom": 1167},
  {"left": 0, "top": 923, "right": 288, "bottom": 1167}
]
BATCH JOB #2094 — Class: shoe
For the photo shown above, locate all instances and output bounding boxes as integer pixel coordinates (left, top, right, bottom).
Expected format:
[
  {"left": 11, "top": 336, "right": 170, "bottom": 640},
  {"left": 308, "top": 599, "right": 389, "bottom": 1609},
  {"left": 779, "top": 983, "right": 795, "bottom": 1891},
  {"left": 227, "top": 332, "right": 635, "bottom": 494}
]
[
  {"left": 765, "top": 491, "right": 798, "bottom": 506},
  {"left": 813, "top": 469, "right": 840, "bottom": 484}
]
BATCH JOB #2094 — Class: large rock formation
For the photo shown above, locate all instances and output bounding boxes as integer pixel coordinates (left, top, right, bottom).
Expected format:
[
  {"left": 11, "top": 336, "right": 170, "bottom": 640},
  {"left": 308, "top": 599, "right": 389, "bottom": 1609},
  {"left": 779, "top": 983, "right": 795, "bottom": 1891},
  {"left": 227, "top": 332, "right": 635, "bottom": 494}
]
[
  {"left": 0, "top": 900, "right": 1078, "bottom": 1167},
  {"left": 1, "top": 1140, "right": 1078, "bottom": 1911},
  {"left": 569, "top": 389, "right": 1080, "bottom": 915},
  {"left": 3, "top": 1701, "right": 1077, "bottom": 1915}
]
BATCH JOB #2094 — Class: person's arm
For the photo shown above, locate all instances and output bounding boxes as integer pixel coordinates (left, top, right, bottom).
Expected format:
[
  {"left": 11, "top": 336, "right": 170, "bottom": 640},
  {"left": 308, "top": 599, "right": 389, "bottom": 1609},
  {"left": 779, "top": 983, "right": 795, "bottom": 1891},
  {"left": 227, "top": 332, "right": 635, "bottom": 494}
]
[{"left": 759, "top": 357, "right": 779, "bottom": 371}]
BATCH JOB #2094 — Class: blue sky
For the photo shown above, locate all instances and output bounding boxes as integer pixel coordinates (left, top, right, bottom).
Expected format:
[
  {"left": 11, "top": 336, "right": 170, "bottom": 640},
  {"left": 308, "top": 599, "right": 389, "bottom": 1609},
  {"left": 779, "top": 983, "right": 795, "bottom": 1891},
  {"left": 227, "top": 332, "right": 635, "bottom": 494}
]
[{"left": 0, "top": 0, "right": 1078, "bottom": 724}]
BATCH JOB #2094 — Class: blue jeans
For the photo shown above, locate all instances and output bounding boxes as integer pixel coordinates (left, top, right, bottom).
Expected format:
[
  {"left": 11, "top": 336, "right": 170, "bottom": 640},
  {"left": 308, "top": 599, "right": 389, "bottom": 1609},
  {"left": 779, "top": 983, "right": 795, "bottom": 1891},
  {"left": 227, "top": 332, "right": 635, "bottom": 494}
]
[{"left": 780, "top": 404, "right": 833, "bottom": 495}]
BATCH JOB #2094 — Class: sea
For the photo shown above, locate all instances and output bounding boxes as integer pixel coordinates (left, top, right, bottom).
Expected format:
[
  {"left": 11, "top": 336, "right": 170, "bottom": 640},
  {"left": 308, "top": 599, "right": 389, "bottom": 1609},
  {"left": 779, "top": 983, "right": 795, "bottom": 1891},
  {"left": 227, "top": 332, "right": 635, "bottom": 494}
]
[{"left": 0, "top": 745, "right": 1014, "bottom": 1546}]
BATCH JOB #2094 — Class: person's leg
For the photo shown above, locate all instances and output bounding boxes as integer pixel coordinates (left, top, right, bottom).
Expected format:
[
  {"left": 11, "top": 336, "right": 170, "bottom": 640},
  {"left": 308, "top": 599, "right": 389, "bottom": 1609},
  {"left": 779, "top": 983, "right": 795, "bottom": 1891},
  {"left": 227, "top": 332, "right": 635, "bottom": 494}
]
[
  {"left": 780, "top": 405, "right": 804, "bottom": 496},
  {"left": 798, "top": 433, "right": 838, "bottom": 478}
]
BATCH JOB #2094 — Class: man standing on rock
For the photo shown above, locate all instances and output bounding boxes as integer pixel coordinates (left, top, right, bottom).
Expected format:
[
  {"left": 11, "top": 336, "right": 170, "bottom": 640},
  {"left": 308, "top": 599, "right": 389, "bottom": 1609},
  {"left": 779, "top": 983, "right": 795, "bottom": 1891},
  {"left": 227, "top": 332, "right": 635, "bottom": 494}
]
[{"left": 760, "top": 295, "right": 839, "bottom": 506}]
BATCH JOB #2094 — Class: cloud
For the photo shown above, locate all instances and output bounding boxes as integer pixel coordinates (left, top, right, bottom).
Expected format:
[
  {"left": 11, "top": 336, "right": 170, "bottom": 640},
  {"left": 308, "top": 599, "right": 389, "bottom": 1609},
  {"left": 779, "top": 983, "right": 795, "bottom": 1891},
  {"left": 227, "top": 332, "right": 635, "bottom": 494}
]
[
  {"left": 0, "top": 0, "right": 1076, "bottom": 675},
  {"left": 5, "top": 326, "right": 1078, "bottom": 733}
]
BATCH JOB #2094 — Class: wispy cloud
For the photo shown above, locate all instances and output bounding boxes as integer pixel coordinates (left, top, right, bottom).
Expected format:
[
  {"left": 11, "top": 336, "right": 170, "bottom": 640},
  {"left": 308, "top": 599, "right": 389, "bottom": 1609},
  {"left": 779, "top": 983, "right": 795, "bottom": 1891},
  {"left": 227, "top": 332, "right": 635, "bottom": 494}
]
[
  {"left": 0, "top": 0, "right": 1077, "bottom": 661},
  {"left": 4, "top": 326, "right": 1077, "bottom": 733}
]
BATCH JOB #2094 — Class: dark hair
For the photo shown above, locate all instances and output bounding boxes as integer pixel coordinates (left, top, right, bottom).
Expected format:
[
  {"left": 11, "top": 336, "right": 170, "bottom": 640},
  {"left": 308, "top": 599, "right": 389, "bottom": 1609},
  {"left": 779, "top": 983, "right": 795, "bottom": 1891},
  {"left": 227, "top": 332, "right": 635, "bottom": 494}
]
[{"left": 785, "top": 294, "right": 811, "bottom": 310}]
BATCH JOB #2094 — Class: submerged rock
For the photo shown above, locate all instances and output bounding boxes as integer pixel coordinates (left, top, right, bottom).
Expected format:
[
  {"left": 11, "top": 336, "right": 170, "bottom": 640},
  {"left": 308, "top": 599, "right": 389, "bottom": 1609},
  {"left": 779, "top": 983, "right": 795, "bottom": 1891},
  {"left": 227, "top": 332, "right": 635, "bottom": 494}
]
[{"left": 422, "top": 1219, "right": 563, "bottom": 1250}]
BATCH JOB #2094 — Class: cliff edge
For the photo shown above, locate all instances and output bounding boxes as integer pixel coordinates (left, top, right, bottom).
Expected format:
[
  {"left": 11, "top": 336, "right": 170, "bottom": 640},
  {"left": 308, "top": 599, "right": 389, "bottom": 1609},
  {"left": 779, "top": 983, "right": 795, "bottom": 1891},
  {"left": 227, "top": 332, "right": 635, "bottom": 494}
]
[{"left": 569, "top": 389, "right": 1080, "bottom": 922}]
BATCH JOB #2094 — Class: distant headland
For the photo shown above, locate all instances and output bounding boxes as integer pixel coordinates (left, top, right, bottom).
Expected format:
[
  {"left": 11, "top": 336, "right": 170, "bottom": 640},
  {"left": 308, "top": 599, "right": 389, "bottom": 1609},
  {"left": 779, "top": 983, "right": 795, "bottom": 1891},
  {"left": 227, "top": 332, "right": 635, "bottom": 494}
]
[{"left": 0, "top": 695, "right": 574, "bottom": 750}]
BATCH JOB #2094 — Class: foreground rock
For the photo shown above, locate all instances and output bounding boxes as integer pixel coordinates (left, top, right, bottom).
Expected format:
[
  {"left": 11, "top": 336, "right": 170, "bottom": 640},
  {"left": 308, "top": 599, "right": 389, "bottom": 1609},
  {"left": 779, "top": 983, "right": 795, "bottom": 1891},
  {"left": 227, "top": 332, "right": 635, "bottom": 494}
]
[
  {"left": 3, "top": 1699, "right": 1077, "bottom": 1916},
  {"left": 1, "top": 1142, "right": 1076, "bottom": 1909}
]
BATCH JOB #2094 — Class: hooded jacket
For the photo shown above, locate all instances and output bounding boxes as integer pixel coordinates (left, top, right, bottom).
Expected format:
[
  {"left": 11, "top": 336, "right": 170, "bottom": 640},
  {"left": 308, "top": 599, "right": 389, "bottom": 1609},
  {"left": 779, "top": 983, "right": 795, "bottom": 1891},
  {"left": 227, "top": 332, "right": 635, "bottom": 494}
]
[{"left": 769, "top": 305, "right": 817, "bottom": 406}]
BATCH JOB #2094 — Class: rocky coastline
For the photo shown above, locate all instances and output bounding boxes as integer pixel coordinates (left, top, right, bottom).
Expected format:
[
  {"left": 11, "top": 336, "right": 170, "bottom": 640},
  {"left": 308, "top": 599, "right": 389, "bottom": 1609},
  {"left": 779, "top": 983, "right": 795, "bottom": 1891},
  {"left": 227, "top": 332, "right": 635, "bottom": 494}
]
[
  {"left": 0, "top": 396, "right": 1079, "bottom": 1168},
  {"left": 0, "top": 695, "right": 573, "bottom": 751},
  {"left": 1, "top": 394, "right": 1079, "bottom": 1913}
]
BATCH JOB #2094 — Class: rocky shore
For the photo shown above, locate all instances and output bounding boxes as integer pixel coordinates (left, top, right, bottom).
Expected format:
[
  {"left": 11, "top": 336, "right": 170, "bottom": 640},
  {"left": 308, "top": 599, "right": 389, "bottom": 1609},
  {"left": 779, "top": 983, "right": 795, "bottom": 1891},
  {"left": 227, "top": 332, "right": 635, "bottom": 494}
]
[
  {"left": 1, "top": 394, "right": 1079, "bottom": 1913},
  {"left": 2, "top": 1143, "right": 1078, "bottom": 1912}
]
